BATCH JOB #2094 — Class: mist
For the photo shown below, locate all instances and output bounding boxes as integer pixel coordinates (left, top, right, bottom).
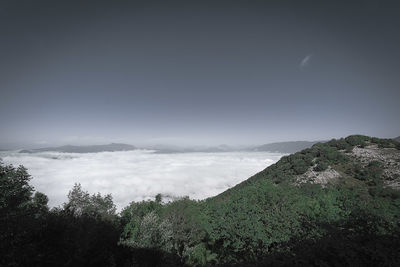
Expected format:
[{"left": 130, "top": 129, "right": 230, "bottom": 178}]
[{"left": 0, "top": 150, "right": 283, "bottom": 210}]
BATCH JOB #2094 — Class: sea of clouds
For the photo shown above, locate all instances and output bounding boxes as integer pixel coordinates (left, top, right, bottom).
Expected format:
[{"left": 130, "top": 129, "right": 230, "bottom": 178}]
[{"left": 0, "top": 150, "right": 283, "bottom": 210}]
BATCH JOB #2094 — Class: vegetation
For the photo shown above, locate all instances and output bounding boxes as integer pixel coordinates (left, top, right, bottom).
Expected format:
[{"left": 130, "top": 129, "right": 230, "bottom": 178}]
[{"left": 1, "top": 135, "right": 400, "bottom": 266}]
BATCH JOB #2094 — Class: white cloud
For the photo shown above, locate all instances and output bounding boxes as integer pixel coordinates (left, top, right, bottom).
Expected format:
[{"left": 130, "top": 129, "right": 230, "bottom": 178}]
[
  {"left": 300, "top": 54, "right": 313, "bottom": 69},
  {"left": 0, "top": 150, "right": 282, "bottom": 211}
]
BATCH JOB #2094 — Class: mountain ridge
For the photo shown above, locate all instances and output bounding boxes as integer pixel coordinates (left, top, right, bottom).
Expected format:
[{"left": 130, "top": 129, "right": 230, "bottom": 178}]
[
  {"left": 19, "top": 143, "right": 136, "bottom": 153},
  {"left": 215, "top": 135, "right": 400, "bottom": 200},
  {"left": 252, "top": 140, "right": 322, "bottom": 153}
]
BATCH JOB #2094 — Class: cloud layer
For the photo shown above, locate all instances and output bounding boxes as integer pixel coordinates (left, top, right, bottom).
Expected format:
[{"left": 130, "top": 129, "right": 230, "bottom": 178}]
[{"left": 1, "top": 150, "right": 282, "bottom": 210}]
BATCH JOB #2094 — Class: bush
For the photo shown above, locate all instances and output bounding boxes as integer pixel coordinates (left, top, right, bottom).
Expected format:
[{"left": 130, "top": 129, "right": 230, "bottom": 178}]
[
  {"left": 314, "top": 161, "right": 328, "bottom": 172},
  {"left": 292, "top": 159, "right": 309, "bottom": 174},
  {"left": 345, "top": 135, "right": 370, "bottom": 147},
  {"left": 354, "top": 161, "right": 383, "bottom": 186},
  {"left": 371, "top": 138, "right": 398, "bottom": 149}
]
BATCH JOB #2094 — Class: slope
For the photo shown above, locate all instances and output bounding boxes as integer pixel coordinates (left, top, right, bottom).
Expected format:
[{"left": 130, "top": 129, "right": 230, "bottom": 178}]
[{"left": 218, "top": 135, "right": 400, "bottom": 199}]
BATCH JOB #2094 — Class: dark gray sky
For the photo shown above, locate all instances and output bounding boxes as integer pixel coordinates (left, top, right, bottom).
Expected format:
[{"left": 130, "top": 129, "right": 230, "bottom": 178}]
[{"left": 1, "top": 0, "right": 399, "bottom": 148}]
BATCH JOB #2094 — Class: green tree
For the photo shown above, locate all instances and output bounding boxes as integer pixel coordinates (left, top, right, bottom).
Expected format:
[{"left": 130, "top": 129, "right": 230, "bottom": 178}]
[
  {"left": 64, "top": 183, "right": 116, "bottom": 221},
  {"left": 0, "top": 162, "right": 50, "bottom": 266}
]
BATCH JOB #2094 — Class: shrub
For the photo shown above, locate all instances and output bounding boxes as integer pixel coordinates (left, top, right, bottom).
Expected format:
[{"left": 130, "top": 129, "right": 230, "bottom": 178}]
[
  {"left": 345, "top": 135, "right": 370, "bottom": 147},
  {"left": 314, "top": 161, "right": 328, "bottom": 172}
]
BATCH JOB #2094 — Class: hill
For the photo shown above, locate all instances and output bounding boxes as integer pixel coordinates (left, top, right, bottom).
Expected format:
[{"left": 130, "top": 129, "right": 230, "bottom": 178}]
[
  {"left": 253, "top": 140, "right": 321, "bottom": 153},
  {"left": 117, "top": 135, "right": 400, "bottom": 266},
  {"left": 19, "top": 143, "right": 136, "bottom": 153},
  {"left": 394, "top": 136, "right": 400, "bottom": 142},
  {"left": 222, "top": 135, "right": 400, "bottom": 196},
  {"left": 199, "top": 135, "right": 400, "bottom": 265}
]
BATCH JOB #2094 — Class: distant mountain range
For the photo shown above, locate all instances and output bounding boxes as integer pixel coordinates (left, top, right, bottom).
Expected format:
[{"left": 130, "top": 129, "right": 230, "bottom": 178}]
[
  {"left": 150, "top": 142, "right": 322, "bottom": 154},
  {"left": 16, "top": 137, "right": 399, "bottom": 154},
  {"left": 253, "top": 141, "right": 321, "bottom": 153},
  {"left": 148, "top": 144, "right": 237, "bottom": 154},
  {"left": 17, "top": 142, "right": 320, "bottom": 154},
  {"left": 19, "top": 143, "right": 136, "bottom": 153}
]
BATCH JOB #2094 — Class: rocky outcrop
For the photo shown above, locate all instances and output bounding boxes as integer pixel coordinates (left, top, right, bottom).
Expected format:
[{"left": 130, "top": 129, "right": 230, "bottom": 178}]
[{"left": 350, "top": 144, "right": 400, "bottom": 189}]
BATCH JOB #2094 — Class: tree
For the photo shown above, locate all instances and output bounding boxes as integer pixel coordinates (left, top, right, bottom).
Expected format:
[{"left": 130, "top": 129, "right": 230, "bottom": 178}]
[
  {"left": 0, "top": 162, "right": 50, "bottom": 266},
  {"left": 0, "top": 163, "right": 33, "bottom": 212},
  {"left": 64, "top": 183, "right": 116, "bottom": 220}
]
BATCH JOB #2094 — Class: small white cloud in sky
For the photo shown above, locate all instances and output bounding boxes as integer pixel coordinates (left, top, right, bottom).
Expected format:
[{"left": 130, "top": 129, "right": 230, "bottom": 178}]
[
  {"left": 300, "top": 54, "right": 313, "bottom": 69},
  {"left": 0, "top": 150, "right": 283, "bottom": 211}
]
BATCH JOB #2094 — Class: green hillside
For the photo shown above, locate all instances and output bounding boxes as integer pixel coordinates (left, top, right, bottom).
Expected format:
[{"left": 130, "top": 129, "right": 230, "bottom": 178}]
[
  {"left": 1, "top": 135, "right": 400, "bottom": 266},
  {"left": 220, "top": 135, "right": 400, "bottom": 198},
  {"left": 199, "top": 135, "right": 400, "bottom": 265}
]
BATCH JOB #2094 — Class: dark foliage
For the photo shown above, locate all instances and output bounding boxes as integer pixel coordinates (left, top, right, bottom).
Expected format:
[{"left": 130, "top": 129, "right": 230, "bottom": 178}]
[
  {"left": 314, "top": 161, "right": 328, "bottom": 171},
  {"left": 239, "top": 215, "right": 400, "bottom": 267}
]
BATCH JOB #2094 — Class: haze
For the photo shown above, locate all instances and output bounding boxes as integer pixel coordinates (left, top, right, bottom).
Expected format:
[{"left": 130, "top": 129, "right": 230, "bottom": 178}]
[{"left": 1, "top": 0, "right": 399, "bottom": 149}]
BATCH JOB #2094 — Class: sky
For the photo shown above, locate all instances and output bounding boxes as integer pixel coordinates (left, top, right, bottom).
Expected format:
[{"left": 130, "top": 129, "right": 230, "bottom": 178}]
[{"left": 1, "top": 0, "right": 399, "bottom": 148}]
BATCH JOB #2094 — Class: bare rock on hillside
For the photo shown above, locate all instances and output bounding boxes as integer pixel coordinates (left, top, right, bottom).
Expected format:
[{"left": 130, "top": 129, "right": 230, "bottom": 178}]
[
  {"left": 295, "top": 164, "right": 341, "bottom": 186},
  {"left": 350, "top": 144, "right": 400, "bottom": 189}
]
